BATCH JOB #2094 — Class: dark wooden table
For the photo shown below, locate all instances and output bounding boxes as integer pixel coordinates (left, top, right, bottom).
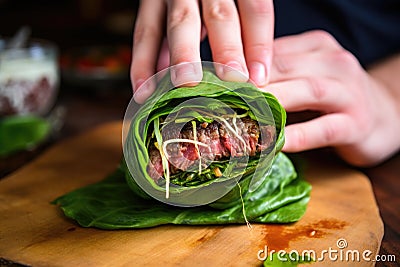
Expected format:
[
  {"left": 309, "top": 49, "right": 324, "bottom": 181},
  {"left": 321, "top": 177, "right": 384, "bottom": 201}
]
[
  {"left": 1, "top": 82, "right": 398, "bottom": 266},
  {"left": 364, "top": 154, "right": 400, "bottom": 267}
]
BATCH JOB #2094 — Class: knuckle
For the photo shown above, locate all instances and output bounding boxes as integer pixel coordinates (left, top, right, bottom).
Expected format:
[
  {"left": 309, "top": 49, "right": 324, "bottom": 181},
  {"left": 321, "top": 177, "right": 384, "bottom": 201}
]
[
  {"left": 332, "top": 50, "right": 361, "bottom": 74},
  {"left": 308, "top": 30, "right": 338, "bottom": 47},
  {"left": 206, "top": 1, "right": 237, "bottom": 21},
  {"left": 335, "top": 49, "right": 358, "bottom": 66},
  {"left": 273, "top": 55, "right": 292, "bottom": 74},
  {"left": 306, "top": 77, "right": 327, "bottom": 102},
  {"left": 322, "top": 120, "right": 339, "bottom": 144},
  {"left": 292, "top": 127, "right": 307, "bottom": 151},
  {"left": 168, "top": 5, "right": 193, "bottom": 29},
  {"left": 133, "top": 25, "right": 157, "bottom": 45}
]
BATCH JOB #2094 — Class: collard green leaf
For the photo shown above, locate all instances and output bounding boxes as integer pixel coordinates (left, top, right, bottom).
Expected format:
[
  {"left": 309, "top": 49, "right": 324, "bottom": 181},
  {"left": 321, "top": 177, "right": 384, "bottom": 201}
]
[{"left": 53, "top": 153, "right": 311, "bottom": 229}]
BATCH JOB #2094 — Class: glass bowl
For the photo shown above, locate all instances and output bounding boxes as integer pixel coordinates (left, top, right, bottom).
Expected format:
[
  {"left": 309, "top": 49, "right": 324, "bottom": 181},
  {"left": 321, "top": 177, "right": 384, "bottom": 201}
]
[{"left": 0, "top": 39, "right": 59, "bottom": 116}]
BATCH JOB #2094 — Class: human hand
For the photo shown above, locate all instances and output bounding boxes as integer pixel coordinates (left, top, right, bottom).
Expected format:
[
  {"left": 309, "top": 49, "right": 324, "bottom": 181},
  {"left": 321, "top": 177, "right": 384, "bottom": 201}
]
[
  {"left": 130, "top": 0, "right": 274, "bottom": 103},
  {"left": 263, "top": 30, "right": 400, "bottom": 166}
]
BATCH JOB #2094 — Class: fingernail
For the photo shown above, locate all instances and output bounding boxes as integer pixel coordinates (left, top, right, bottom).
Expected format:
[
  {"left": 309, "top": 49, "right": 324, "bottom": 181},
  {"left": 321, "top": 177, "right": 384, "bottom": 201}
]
[
  {"left": 134, "top": 79, "right": 155, "bottom": 104},
  {"left": 133, "top": 79, "right": 145, "bottom": 92},
  {"left": 170, "top": 62, "right": 203, "bottom": 87},
  {"left": 217, "top": 61, "right": 248, "bottom": 82},
  {"left": 249, "top": 62, "right": 266, "bottom": 86}
]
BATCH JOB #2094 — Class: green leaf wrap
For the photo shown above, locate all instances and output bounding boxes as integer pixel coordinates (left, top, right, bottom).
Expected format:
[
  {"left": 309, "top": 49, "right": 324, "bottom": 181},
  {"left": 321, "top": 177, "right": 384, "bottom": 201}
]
[
  {"left": 53, "top": 70, "right": 311, "bottom": 229},
  {"left": 124, "top": 70, "right": 288, "bottom": 205}
]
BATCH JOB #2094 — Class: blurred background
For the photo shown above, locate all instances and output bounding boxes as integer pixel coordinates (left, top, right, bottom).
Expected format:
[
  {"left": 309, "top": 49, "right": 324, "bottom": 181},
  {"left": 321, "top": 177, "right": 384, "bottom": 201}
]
[
  {"left": 0, "top": 0, "right": 138, "bottom": 49},
  {"left": 0, "top": 0, "right": 139, "bottom": 175}
]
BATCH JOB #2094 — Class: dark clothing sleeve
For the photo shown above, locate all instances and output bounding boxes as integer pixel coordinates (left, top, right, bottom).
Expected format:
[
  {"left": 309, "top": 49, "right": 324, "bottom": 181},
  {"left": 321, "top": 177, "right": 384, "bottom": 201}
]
[{"left": 201, "top": 0, "right": 400, "bottom": 67}]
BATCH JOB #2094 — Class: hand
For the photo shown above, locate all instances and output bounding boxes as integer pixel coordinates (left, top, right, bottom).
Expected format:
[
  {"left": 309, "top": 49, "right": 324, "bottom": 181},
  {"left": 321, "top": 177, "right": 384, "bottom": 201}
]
[
  {"left": 130, "top": 0, "right": 274, "bottom": 103},
  {"left": 263, "top": 30, "right": 400, "bottom": 166}
]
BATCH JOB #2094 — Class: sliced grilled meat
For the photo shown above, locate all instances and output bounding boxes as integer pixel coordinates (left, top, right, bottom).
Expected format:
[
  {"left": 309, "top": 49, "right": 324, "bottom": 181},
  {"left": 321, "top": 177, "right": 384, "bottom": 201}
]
[{"left": 147, "top": 117, "right": 275, "bottom": 181}]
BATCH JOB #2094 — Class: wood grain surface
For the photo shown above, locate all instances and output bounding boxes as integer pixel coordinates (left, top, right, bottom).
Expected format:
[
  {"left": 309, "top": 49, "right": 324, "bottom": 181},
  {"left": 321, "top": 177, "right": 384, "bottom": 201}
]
[{"left": 0, "top": 122, "right": 384, "bottom": 267}]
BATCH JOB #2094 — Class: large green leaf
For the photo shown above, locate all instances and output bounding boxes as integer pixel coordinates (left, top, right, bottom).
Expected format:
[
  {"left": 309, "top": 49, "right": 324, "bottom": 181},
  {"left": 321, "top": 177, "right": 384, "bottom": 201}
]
[{"left": 53, "top": 153, "right": 311, "bottom": 229}]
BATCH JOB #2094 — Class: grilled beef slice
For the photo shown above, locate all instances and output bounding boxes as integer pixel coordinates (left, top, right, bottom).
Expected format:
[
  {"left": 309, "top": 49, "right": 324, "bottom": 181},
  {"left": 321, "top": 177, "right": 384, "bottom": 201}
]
[{"left": 147, "top": 117, "right": 275, "bottom": 181}]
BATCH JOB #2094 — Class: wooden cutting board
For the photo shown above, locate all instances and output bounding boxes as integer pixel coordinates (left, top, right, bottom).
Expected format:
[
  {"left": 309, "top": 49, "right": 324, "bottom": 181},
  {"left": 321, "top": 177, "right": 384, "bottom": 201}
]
[{"left": 0, "top": 122, "right": 383, "bottom": 267}]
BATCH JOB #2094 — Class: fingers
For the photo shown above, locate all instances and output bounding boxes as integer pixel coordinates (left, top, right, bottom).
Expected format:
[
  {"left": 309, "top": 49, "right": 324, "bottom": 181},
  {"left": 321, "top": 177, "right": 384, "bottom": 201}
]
[
  {"left": 264, "top": 78, "right": 350, "bottom": 112},
  {"left": 270, "top": 53, "right": 328, "bottom": 83},
  {"left": 131, "top": 0, "right": 166, "bottom": 98},
  {"left": 264, "top": 31, "right": 366, "bottom": 153},
  {"left": 166, "top": 0, "right": 203, "bottom": 87},
  {"left": 283, "top": 113, "right": 355, "bottom": 152},
  {"left": 274, "top": 30, "right": 339, "bottom": 55},
  {"left": 237, "top": 0, "right": 274, "bottom": 86},
  {"left": 133, "top": 0, "right": 276, "bottom": 101},
  {"left": 202, "top": 0, "right": 248, "bottom": 82},
  {"left": 270, "top": 49, "right": 360, "bottom": 83},
  {"left": 270, "top": 31, "right": 359, "bottom": 86}
]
